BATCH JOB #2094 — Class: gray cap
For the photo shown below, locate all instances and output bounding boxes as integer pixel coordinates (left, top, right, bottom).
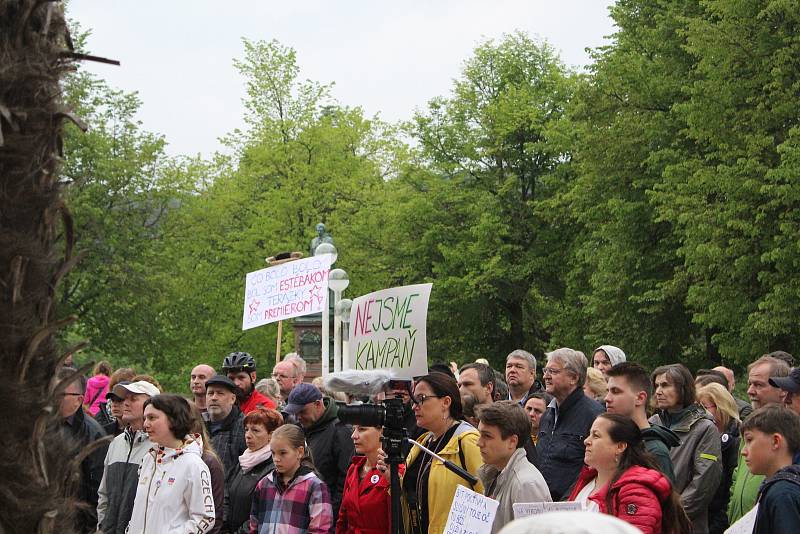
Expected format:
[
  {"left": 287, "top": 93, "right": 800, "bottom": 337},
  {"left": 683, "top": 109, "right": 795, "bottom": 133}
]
[{"left": 205, "top": 374, "right": 238, "bottom": 392}]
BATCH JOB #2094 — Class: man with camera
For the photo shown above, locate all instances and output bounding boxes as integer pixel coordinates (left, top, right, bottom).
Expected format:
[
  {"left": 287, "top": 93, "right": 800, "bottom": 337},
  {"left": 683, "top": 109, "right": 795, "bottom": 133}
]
[{"left": 284, "top": 383, "right": 354, "bottom": 519}]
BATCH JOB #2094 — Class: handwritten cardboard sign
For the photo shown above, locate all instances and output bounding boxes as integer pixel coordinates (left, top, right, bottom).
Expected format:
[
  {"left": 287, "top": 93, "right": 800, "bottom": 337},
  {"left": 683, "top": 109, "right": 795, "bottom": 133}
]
[
  {"left": 242, "top": 255, "right": 332, "bottom": 330},
  {"left": 347, "top": 283, "right": 431, "bottom": 379},
  {"left": 512, "top": 501, "right": 583, "bottom": 519},
  {"left": 444, "top": 485, "right": 499, "bottom": 534}
]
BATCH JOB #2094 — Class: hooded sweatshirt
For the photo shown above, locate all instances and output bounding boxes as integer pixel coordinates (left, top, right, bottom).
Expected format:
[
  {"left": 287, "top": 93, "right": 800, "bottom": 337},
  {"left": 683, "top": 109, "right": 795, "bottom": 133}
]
[
  {"left": 641, "top": 424, "right": 680, "bottom": 483},
  {"left": 126, "top": 436, "right": 216, "bottom": 534},
  {"left": 594, "top": 345, "right": 626, "bottom": 366},
  {"left": 85, "top": 374, "right": 111, "bottom": 416}
]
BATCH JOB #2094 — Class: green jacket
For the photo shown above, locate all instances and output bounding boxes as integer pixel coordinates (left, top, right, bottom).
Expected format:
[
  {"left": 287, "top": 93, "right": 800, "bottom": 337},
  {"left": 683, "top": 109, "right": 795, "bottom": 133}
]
[{"left": 727, "top": 439, "right": 764, "bottom": 524}]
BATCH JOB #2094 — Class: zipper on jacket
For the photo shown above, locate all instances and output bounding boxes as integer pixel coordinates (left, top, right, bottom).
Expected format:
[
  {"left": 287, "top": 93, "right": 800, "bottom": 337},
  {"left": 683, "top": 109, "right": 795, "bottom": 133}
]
[{"left": 142, "top": 453, "right": 158, "bottom": 532}]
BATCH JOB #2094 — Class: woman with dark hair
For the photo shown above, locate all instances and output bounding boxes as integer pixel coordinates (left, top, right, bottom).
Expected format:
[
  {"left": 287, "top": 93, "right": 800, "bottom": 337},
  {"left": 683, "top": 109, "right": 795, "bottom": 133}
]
[
  {"left": 389, "top": 372, "right": 484, "bottom": 534},
  {"left": 127, "top": 394, "right": 216, "bottom": 533},
  {"left": 222, "top": 407, "right": 283, "bottom": 533},
  {"left": 568, "top": 413, "right": 690, "bottom": 534},
  {"left": 648, "top": 364, "right": 722, "bottom": 534}
]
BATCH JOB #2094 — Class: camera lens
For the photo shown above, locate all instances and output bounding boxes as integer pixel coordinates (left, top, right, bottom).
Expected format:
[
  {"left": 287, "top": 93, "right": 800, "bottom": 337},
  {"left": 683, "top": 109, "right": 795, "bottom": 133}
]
[{"left": 338, "top": 404, "right": 385, "bottom": 428}]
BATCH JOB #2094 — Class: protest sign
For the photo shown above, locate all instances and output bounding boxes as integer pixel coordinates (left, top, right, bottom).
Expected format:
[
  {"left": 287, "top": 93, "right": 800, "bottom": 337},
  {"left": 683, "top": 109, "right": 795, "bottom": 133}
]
[
  {"left": 512, "top": 501, "right": 584, "bottom": 519},
  {"left": 242, "top": 254, "right": 332, "bottom": 330},
  {"left": 347, "top": 283, "right": 431, "bottom": 379},
  {"left": 724, "top": 504, "right": 758, "bottom": 534},
  {"left": 444, "top": 485, "right": 499, "bottom": 534}
]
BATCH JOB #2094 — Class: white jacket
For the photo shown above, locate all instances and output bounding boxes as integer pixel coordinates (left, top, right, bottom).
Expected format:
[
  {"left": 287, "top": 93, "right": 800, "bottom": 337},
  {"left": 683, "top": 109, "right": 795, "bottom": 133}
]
[{"left": 126, "top": 435, "right": 215, "bottom": 534}]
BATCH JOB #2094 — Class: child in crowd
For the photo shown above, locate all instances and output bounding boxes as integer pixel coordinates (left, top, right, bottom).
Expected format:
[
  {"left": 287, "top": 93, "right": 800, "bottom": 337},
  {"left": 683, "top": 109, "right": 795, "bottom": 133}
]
[
  {"left": 741, "top": 404, "right": 800, "bottom": 534},
  {"left": 249, "top": 424, "right": 333, "bottom": 534}
]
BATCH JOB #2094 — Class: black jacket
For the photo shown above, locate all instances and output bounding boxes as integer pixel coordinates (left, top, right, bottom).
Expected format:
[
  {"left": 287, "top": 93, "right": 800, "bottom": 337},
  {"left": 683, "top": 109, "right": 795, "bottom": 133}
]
[
  {"left": 94, "top": 401, "right": 123, "bottom": 437},
  {"left": 206, "top": 406, "right": 246, "bottom": 481},
  {"left": 754, "top": 465, "right": 800, "bottom": 534},
  {"left": 223, "top": 455, "right": 274, "bottom": 534},
  {"left": 304, "top": 397, "right": 354, "bottom": 519},
  {"left": 642, "top": 424, "right": 680, "bottom": 483},
  {"left": 536, "top": 387, "right": 603, "bottom": 501},
  {"left": 709, "top": 421, "right": 740, "bottom": 534},
  {"left": 61, "top": 408, "right": 109, "bottom": 533}
]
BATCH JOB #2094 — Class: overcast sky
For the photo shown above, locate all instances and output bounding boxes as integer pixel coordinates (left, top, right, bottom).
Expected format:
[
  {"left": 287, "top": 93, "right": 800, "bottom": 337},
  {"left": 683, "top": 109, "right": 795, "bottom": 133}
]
[{"left": 67, "top": 1, "right": 616, "bottom": 158}]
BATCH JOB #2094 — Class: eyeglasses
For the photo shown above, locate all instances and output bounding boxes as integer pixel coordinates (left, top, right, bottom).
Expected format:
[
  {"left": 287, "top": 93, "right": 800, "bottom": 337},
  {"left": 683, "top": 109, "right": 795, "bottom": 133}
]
[
  {"left": 272, "top": 373, "right": 294, "bottom": 380},
  {"left": 60, "top": 392, "right": 83, "bottom": 398},
  {"left": 542, "top": 367, "right": 565, "bottom": 375},
  {"left": 412, "top": 394, "right": 441, "bottom": 405}
]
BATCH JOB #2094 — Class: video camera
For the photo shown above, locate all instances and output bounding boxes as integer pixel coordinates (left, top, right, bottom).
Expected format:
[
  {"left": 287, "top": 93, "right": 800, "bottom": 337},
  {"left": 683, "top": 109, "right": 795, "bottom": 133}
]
[{"left": 337, "top": 397, "right": 408, "bottom": 462}]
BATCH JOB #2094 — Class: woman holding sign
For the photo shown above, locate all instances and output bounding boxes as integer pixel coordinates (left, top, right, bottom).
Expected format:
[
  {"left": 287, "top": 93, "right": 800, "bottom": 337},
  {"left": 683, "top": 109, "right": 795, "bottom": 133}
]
[
  {"left": 567, "top": 414, "right": 690, "bottom": 534},
  {"left": 378, "top": 372, "right": 484, "bottom": 534}
]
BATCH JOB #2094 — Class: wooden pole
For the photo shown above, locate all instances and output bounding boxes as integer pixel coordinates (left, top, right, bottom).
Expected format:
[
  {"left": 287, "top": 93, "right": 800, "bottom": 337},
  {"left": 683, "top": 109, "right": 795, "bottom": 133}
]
[{"left": 276, "top": 320, "right": 283, "bottom": 364}]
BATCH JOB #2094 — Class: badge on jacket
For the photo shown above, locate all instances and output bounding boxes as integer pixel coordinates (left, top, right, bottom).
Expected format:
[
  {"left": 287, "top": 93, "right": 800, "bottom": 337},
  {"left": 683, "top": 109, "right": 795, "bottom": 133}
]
[
  {"left": 626, "top": 504, "right": 637, "bottom": 515},
  {"left": 370, "top": 474, "right": 380, "bottom": 484}
]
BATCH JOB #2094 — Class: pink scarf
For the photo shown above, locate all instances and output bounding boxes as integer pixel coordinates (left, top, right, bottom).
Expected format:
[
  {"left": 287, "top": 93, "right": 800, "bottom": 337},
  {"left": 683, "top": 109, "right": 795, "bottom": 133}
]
[{"left": 239, "top": 444, "right": 272, "bottom": 473}]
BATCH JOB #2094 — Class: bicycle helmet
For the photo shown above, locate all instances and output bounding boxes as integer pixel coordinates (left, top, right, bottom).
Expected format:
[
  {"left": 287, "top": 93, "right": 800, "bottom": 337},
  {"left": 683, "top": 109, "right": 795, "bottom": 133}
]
[{"left": 222, "top": 351, "right": 256, "bottom": 373}]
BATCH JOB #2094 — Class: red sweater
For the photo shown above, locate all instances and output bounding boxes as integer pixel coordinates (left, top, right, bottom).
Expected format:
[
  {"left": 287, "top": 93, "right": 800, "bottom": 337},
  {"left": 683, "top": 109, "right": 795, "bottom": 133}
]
[
  {"left": 240, "top": 389, "right": 276, "bottom": 414},
  {"left": 568, "top": 465, "right": 672, "bottom": 534},
  {"left": 336, "top": 455, "right": 404, "bottom": 534}
]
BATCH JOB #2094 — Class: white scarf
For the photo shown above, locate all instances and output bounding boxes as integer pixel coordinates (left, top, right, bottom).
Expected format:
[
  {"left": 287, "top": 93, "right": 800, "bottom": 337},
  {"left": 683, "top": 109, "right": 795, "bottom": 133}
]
[{"left": 239, "top": 444, "right": 272, "bottom": 473}]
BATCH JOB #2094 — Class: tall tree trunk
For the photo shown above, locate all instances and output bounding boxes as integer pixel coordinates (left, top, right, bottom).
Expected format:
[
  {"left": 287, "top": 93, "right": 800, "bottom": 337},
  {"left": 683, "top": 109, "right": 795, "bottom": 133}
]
[{"left": 0, "top": 2, "right": 89, "bottom": 532}]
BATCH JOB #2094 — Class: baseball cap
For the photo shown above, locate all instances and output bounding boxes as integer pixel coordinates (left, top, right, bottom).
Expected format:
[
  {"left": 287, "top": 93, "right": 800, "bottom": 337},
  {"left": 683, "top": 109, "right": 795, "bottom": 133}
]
[
  {"left": 113, "top": 380, "right": 160, "bottom": 398},
  {"left": 205, "top": 374, "right": 238, "bottom": 392},
  {"left": 284, "top": 383, "right": 323, "bottom": 414},
  {"left": 769, "top": 367, "right": 800, "bottom": 394},
  {"left": 107, "top": 380, "right": 131, "bottom": 400}
]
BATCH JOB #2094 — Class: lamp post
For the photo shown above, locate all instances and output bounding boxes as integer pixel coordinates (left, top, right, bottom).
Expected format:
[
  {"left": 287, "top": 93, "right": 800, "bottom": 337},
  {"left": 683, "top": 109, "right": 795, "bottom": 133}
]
[
  {"left": 314, "top": 243, "right": 337, "bottom": 376},
  {"left": 329, "top": 268, "right": 349, "bottom": 373},
  {"left": 336, "top": 298, "right": 353, "bottom": 370}
]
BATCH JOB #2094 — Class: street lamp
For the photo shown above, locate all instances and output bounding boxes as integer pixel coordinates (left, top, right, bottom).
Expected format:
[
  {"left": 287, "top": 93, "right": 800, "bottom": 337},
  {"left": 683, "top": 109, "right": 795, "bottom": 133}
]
[
  {"left": 315, "top": 243, "right": 338, "bottom": 376},
  {"left": 329, "top": 269, "right": 350, "bottom": 372},
  {"left": 336, "top": 298, "right": 353, "bottom": 370}
]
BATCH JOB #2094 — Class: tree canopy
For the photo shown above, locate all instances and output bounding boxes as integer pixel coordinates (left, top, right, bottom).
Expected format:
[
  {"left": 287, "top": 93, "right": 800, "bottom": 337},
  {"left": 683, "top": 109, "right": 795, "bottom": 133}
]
[{"left": 61, "top": 3, "right": 800, "bottom": 390}]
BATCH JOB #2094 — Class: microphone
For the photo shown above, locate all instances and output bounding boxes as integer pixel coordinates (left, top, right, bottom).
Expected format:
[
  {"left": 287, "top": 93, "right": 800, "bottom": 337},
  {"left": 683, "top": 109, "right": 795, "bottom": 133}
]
[{"left": 323, "top": 369, "right": 396, "bottom": 396}]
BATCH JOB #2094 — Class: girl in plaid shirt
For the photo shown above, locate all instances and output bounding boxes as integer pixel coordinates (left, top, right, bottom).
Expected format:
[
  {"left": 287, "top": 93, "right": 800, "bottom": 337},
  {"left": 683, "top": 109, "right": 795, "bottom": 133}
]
[{"left": 250, "top": 425, "right": 333, "bottom": 534}]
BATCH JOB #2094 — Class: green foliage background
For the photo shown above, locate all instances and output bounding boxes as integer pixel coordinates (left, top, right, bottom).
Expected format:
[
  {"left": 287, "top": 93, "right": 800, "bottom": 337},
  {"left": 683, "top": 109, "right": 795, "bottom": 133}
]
[{"left": 60, "top": 2, "right": 800, "bottom": 392}]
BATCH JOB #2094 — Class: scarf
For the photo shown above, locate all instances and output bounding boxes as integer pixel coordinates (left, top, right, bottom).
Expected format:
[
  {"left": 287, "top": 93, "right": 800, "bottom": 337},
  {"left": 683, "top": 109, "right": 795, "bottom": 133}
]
[{"left": 239, "top": 444, "right": 272, "bottom": 473}]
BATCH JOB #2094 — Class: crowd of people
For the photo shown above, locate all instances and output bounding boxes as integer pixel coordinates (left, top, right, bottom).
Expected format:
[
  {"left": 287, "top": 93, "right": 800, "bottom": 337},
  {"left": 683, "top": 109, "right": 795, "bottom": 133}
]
[{"left": 56, "top": 346, "right": 800, "bottom": 534}]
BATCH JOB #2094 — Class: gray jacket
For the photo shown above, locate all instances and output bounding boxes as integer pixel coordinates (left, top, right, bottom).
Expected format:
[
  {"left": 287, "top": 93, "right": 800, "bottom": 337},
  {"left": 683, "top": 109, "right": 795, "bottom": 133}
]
[
  {"left": 96, "top": 429, "right": 153, "bottom": 534},
  {"left": 478, "top": 448, "right": 552, "bottom": 534},
  {"left": 650, "top": 404, "right": 722, "bottom": 534}
]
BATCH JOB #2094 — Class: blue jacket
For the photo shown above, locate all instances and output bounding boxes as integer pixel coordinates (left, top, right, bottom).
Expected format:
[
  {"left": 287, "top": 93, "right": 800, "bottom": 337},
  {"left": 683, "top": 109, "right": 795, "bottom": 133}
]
[
  {"left": 536, "top": 387, "right": 603, "bottom": 500},
  {"left": 754, "top": 465, "right": 800, "bottom": 534}
]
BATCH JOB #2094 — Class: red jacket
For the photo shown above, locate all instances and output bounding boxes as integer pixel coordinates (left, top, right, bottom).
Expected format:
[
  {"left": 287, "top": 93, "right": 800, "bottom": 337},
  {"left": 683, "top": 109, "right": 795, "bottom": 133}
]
[
  {"left": 568, "top": 465, "right": 672, "bottom": 534},
  {"left": 240, "top": 389, "right": 276, "bottom": 414},
  {"left": 335, "top": 455, "right": 404, "bottom": 534}
]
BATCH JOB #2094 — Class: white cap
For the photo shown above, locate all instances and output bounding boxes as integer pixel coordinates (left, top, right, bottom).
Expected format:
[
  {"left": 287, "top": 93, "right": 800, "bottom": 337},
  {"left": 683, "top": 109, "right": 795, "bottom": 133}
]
[{"left": 113, "top": 380, "right": 160, "bottom": 398}]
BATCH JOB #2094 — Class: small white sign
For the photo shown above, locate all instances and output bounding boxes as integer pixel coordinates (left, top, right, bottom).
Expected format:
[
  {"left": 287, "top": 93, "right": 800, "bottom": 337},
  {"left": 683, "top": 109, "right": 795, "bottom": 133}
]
[
  {"left": 444, "top": 485, "right": 499, "bottom": 534},
  {"left": 242, "top": 255, "right": 332, "bottom": 330},
  {"left": 347, "top": 283, "right": 432, "bottom": 379},
  {"left": 512, "top": 501, "right": 584, "bottom": 519},
  {"left": 724, "top": 504, "right": 758, "bottom": 534}
]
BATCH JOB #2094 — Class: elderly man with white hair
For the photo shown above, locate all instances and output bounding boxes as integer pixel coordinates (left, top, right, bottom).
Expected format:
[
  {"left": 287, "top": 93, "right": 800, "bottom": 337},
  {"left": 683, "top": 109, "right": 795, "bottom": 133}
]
[{"left": 535, "top": 347, "right": 604, "bottom": 501}]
